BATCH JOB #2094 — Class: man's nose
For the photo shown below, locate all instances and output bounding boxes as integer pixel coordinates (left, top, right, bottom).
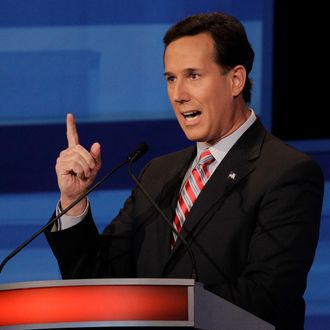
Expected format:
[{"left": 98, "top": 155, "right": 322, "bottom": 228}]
[{"left": 173, "top": 79, "right": 190, "bottom": 104}]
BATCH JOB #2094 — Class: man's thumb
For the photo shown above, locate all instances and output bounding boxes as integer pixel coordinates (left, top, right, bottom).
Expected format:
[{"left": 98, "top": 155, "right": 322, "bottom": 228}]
[{"left": 90, "top": 142, "right": 101, "bottom": 164}]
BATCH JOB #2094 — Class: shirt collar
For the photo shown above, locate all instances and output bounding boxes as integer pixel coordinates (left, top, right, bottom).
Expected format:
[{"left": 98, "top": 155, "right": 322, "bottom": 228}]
[{"left": 196, "top": 109, "right": 257, "bottom": 163}]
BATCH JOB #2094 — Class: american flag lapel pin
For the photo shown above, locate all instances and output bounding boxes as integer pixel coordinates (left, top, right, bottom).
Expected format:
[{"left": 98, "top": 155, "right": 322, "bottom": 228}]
[{"left": 228, "top": 171, "right": 237, "bottom": 180}]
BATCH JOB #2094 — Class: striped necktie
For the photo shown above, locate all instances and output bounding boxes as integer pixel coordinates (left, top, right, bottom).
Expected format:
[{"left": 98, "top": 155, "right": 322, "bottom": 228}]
[{"left": 171, "top": 149, "right": 215, "bottom": 247}]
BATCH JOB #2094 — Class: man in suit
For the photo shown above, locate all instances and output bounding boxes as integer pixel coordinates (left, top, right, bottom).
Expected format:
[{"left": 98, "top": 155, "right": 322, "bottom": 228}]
[{"left": 46, "top": 13, "right": 324, "bottom": 329}]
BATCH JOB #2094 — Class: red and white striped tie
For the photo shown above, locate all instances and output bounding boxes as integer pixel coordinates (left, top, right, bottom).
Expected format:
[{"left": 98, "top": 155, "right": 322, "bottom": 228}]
[{"left": 171, "top": 149, "right": 215, "bottom": 247}]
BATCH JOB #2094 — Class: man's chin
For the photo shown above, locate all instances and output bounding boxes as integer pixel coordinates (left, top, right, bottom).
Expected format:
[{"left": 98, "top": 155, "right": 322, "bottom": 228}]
[
  {"left": 184, "top": 133, "right": 219, "bottom": 146},
  {"left": 184, "top": 133, "right": 207, "bottom": 143}
]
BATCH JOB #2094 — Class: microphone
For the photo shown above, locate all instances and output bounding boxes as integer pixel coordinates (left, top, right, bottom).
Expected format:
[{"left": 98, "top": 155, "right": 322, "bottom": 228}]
[
  {"left": 0, "top": 144, "right": 148, "bottom": 273},
  {"left": 127, "top": 148, "right": 198, "bottom": 281},
  {"left": 127, "top": 142, "right": 148, "bottom": 163}
]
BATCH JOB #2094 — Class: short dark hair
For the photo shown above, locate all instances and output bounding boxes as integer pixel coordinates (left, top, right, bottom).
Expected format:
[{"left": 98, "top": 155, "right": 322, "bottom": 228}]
[{"left": 163, "top": 12, "right": 255, "bottom": 103}]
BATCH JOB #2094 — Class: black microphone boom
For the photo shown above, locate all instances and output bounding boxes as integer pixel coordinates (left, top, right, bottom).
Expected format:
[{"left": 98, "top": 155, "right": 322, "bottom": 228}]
[
  {"left": 0, "top": 143, "right": 148, "bottom": 274},
  {"left": 127, "top": 153, "right": 198, "bottom": 280}
]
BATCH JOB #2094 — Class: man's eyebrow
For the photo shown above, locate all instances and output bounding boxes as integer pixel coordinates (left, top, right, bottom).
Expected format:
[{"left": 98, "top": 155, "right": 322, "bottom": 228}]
[
  {"left": 164, "top": 68, "right": 201, "bottom": 76},
  {"left": 184, "top": 68, "right": 201, "bottom": 73}
]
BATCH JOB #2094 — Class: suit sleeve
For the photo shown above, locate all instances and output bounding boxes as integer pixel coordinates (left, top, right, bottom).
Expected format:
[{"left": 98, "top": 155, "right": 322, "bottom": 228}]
[{"left": 45, "top": 161, "right": 153, "bottom": 279}]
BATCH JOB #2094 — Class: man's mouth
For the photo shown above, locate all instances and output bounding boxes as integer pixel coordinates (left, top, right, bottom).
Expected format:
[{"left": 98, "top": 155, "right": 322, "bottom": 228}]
[{"left": 182, "top": 111, "right": 201, "bottom": 121}]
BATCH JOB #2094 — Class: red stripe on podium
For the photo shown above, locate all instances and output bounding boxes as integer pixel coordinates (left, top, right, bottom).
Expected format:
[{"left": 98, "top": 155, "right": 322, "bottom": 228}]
[{"left": 0, "top": 285, "right": 188, "bottom": 326}]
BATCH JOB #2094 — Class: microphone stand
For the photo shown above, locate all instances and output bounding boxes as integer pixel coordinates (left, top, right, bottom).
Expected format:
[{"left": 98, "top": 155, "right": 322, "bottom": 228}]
[{"left": 127, "top": 157, "right": 198, "bottom": 280}]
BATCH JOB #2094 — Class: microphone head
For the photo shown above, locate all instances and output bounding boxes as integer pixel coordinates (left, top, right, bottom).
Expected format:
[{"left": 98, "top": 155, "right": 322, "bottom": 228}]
[{"left": 127, "top": 142, "right": 148, "bottom": 162}]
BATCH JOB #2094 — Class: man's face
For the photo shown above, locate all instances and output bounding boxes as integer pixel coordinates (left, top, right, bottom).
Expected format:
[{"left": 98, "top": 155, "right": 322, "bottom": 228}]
[{"left": 164, "top": 33, "right": 243, "bottom": 145}]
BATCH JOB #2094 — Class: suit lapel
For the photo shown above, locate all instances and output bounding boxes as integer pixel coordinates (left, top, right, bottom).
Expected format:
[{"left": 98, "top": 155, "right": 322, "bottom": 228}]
[
  {"left": 178, "top": 150, "right": 254, "bottom": 243},
  {"left": 164, "top": 120, "right": 267, "bottom": 265}
]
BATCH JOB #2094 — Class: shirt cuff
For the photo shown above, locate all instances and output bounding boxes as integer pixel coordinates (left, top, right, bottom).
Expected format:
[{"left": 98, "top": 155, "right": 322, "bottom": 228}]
[{"left": 54, "top": 199, "right": 90, "bottom": 231}]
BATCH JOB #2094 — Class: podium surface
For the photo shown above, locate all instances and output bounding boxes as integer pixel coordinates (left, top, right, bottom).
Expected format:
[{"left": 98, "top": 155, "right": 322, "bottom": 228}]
[{"left": 0, "top": 278, "right": 274, "bottom": 329}]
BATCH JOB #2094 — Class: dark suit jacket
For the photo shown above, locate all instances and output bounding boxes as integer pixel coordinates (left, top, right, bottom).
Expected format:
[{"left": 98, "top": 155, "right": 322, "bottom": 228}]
[{"left": 46, "top": 120, "right": 324, "bottom": 329}]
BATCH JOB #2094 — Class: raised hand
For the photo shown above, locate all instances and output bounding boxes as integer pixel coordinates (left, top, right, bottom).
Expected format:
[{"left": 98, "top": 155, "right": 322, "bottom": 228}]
[{"left": 55, "top": 113, "right": 101, "bottom": 215}]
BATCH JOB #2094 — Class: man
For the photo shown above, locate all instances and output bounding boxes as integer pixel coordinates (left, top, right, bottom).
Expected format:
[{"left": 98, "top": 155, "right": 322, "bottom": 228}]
[{"left": 46, "top": 12, "right": 324, "bottom": 329}]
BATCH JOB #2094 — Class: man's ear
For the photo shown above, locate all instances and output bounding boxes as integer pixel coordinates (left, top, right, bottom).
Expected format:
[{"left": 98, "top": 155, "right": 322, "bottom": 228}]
[{"left": 231, "top": 65, "right": 246, "bottom": 97}]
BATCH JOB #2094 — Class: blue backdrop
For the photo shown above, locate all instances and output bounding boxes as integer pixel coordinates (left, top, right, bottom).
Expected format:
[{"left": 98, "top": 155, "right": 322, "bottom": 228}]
[{"left": 0, "top": 1, "right": 328, "bottom": 328}]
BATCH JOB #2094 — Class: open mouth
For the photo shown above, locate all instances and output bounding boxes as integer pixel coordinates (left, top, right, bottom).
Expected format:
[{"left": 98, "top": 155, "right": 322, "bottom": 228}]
[{"left": 182, "top": 111, "right": 201, "bottom": 121}]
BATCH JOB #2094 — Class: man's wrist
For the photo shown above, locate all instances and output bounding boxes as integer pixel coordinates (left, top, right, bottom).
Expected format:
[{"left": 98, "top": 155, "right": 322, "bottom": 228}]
[{"left": 59, "top": 197, "right": 87, "bottom": 216}]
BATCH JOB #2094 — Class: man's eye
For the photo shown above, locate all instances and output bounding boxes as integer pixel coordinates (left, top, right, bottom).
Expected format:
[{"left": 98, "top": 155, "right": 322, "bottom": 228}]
[
  {"left": 166, "top": 76, "right": 176, "bottom": 83},
  {"left": 190, "top": 73, "right": 200, "bottom": 80}
]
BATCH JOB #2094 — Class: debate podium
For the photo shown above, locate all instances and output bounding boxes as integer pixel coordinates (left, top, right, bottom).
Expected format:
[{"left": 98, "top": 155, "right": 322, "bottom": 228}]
[{"left": 0, "top": 278, "right": 274, "bottom": 329}]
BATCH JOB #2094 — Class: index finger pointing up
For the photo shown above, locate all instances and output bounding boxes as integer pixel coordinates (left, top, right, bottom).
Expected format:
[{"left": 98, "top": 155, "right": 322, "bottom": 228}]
[{"left": 66, "top": 113, "right": 79, "bottom": 147}]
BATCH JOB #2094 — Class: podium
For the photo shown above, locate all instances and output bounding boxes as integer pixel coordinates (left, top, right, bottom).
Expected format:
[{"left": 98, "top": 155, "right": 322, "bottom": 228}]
[{"left": 0, "top": 278, "right": 274, "bottom": 329}]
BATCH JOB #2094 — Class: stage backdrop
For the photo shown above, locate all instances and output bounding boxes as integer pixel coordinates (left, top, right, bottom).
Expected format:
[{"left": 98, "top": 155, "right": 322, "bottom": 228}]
[{"left": 0, "top": 1, "right": 328, "bottom": 328}]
